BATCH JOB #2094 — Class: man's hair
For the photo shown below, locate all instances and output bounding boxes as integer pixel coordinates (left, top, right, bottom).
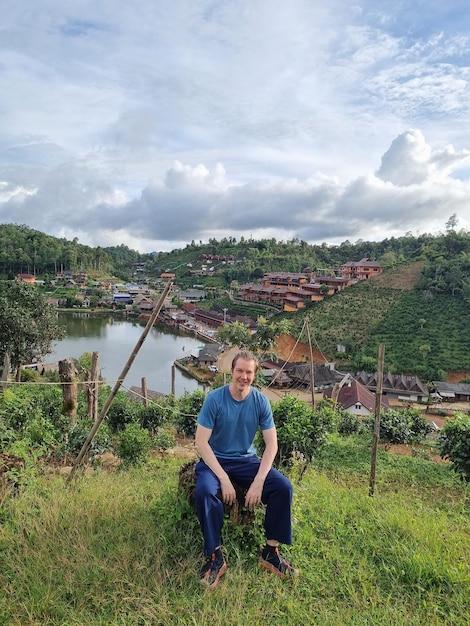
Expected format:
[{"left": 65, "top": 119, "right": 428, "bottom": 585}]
[{"left": 231, "top": 350, "right": 259, "bottom": 373}]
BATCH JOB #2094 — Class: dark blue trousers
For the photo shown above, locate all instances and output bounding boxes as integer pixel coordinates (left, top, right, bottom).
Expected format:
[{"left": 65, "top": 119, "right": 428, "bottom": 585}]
[{"left": 195, "top": 455, "right": 293, "bottom": 556}]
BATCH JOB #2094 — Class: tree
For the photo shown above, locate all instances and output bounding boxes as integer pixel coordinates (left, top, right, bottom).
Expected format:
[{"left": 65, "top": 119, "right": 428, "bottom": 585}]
[
  {"left": 253, "top": 317, "right": 292, "bottom": 355},
  {"left": 445, "top": 214, "right": 458, "bottom": 231},
  {"left": 437, "top": 413, "right": 470, "bottom": 481},
  {"left": 0, "top": 280, "right": 66, "bottom": 376},
  {"left": 215, "top": 321, "right": 252, "bottom": 348}
]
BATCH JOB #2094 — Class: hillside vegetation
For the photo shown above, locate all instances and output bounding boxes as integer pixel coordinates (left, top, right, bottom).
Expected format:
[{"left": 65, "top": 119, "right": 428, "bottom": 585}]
[
  {"left": 0, "top": 437, "right": 469, "bottom": 626},
  {"left": 2, "top": 222, "right": 470, "bottom": 379},
  {"left": 286, "top": 259, "right": 470, "bottom": 378}
]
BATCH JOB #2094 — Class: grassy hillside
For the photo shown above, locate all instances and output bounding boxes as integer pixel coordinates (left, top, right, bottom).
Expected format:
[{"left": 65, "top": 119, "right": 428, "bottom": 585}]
[
  {"left": 0, "top": 437, "right": 468, "bottom": 625},
  {"left": 286, "top": 261, "right": 470, "bottom": 379}
]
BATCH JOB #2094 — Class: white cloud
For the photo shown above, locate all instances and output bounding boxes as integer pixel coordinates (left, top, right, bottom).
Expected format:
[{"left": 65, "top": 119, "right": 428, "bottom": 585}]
[{"left": 1, "top": 1, "right": 470, "bottom": 252}]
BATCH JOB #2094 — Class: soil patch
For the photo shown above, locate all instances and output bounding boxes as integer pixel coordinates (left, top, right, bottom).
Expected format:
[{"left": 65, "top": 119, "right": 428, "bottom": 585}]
[
  {"left": 275, "top": 333, "right": 328, "bottom": 364},
  {"left": 382, "top": 443, "right": 449, "bottom": 465}
]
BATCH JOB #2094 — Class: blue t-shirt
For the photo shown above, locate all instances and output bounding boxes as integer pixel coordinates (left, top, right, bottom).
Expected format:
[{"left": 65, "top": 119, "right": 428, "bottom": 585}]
[{"left": 197, "top": 385, "right": 275, "bottom": 459}]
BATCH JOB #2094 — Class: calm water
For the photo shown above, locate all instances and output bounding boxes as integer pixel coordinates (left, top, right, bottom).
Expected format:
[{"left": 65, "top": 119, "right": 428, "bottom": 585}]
[{"left": 44, "top": 312, "right": 205, "bottom": 396}]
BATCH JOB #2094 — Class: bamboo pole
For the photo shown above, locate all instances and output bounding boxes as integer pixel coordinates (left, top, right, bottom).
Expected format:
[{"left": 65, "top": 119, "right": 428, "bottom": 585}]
[
  {"left": 66, "top": 281, "right": 172, "bottom": 483},
  {"left": 369, "top": 343, "right": 385, "bottom": 497}
]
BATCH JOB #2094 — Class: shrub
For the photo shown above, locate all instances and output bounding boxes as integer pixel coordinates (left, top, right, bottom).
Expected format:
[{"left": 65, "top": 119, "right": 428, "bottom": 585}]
[
  {"left": 57, "top": 417, "right": 112, "bottom": 461},
  {"left": 106, "top": 393, "right": 140, "bottom": 432},
  {"left": 366, "top": 408, "right": 433, "bottom": 445},
  {"left": 152, "top": 426, "right": 177, "bottom": 451},
  {"left": 437, "top": 412, "right": 470, "bottom": 481},
  {"left": 138, "top": 398, "right": 175, "bottom": 433},
  {"left": 261, "top": 396, "right": 332, "bottom": 467},
  {"left": 116, "top": 422, "right": 150, "bottom": 467},
  {"left": 337, "top": 409, "right": 362, "bottom": 435},
  {"left": 175, "top": 390, "right": 206, "bottom": 437}
]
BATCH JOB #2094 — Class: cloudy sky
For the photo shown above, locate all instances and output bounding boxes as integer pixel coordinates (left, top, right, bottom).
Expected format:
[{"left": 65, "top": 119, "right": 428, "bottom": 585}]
[{"left": 1, "top": 1, "right": 470, "bottom": 253}]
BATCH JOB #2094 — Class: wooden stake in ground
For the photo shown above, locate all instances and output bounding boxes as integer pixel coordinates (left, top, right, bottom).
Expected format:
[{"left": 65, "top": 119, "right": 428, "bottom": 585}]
[
  {"left": 66, "top": 281, "right": 173, "bottom": 483},
  {"left": 1, "top": 353, "right": 10, "bottom": 391},
  {"left": 59, "top": 358, "right": 78, "bottom": 426},
  {"left": 87, "top": 352, "right": 99, "bottom": 421},
  {"left": 141, "top": 377, "right": 148, "bottom": 407},
  {"left": 305, "top": 318, "right": 315, "bottom": 407},
  {"left": 369, "top": 343, "right": 385, "bottom": 497}
]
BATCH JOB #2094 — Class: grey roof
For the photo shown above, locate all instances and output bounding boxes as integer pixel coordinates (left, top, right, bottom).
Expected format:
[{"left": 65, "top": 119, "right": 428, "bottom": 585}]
[
  {"left": 433, "top": 381, "right": 470, "bottom": 395},
  {"left": 198, "top": 344, "right": 219, "bottom": 362},
  {"left": 355, "top": 371, "right": 427, "bottom": 394}
]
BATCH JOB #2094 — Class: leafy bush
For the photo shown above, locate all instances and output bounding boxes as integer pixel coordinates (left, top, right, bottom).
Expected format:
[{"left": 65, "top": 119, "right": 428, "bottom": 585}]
[
  {"left": 116, "top": 422, "right": 150, "bottom": 467},
  {"left": 152, "top": 426, "right": 177, "bottom": 451},
  {"left": 437, "top": 412, "right": 470, "bottom": 481},
  {"left": 266, "top": 396, "right": 332, "bottom": 466},
  {"left": 174, "top": 390, "right": 206, "bottom": 437},
  {"left": 0, "top": 386, "right": 66, "bottom": 434},
  {"left": 366, "top": 408, "right": 433, "bottom": 445},
  {"left": 138, "top": 398, "right": 176, "bottom": 433},
  {"left": 0, "top": 418, "right": 16, "bottom": 450},
  {"left": 57, "top": 417, "right": 112, "bottom": 461},
  {"left": 336, "top": 409, "right": 362, "bottom": 435},
  {"left": 106, "top": 393, "right": 140, "bottom": 432}
]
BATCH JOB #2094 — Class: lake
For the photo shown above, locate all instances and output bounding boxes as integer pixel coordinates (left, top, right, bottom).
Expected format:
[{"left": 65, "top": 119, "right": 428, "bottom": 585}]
[{"left": 44, "top": 312, "right": 205, "bottom": 396}]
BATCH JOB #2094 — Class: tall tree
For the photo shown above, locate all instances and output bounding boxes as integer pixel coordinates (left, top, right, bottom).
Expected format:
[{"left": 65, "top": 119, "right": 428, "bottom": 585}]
[{"left": 0, "top": 280, "right": 66, "bottom": 376}]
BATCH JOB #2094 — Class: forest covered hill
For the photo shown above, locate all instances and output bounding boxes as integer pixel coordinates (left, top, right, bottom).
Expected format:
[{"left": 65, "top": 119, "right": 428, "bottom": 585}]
[{"left": 2, "top": 222, "right": 470, "bottom": 380}]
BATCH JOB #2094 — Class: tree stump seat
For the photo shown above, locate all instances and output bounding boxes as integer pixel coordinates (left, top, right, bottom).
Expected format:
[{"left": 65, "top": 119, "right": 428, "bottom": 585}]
[{"left": 178, "top": 459, "right": 258, "bottom": 526}]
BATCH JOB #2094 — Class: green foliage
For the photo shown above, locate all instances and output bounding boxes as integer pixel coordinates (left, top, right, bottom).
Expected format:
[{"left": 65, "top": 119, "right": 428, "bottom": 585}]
[
  {"left": 0, "top": 280, "right": 66, "bottom": 371},
  {"left": 152, "top": 426, "right": 177, "bottom": 451},
  {"left": 58, "top": 417, "right": 111, "bottom": 461},
  {"left": 262, "top": 395, "right": 333, "bottom": 466},
  {"left": 336, "top": 408, "right": 363, "bottom": 435},
  {"left": 437, "top": 412, "right": 470, "bottom": 481},
  {"left": 175, "top": 389, "right": 206, "bottom": 437},
  {"left": 0, "top": 386, "right": 67, "bottom": 450},
  {"left": 215, "top": 316, "right": 292, "bottom": 357},
  {"left": 0, "top": 223, "right": 147, "bottom": 277},
  {"left": 116, "top": 422, "right": 150, "bottom": 467},
  {"left": 215, "top": 320, "right": 252, "bottom": 348},
  {"left": 138, "top": 397, "right": 176, "bottom": 433},
  {"left": 105, "top": 392, "right": 141, "bottom": 432},
  {"left": 361, "top": 291, "right": 470, "bottom": 378},
  {"left": 366, "top": 408, "right": 433, "bottom": 445}
]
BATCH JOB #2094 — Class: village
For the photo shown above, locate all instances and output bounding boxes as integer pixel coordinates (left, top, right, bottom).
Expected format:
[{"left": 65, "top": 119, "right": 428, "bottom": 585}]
[{"left": 13, "top": 257, "right": 470, "bottom": 428}]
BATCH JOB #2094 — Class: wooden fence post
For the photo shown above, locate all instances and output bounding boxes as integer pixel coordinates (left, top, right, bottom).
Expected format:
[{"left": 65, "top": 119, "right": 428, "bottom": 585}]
[
  {"left": 369, "top": 344, "right": 385, "bottom": 497},
  {"left": 1, "top": 353, "right": 10, "bottom": 391},
  {"left": 59, "top": 358, "right": 78, "bottom": 426}
]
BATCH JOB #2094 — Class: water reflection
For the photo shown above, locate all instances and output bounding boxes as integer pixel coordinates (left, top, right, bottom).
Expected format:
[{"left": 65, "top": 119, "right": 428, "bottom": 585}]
[{"left": 46, "top": 312, "right": 205, "bottom": 396}]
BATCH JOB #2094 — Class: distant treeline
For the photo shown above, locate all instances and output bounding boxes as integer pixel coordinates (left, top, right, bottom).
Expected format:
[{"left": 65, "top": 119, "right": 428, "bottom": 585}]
[
  {"left": 0, "top": 223, "right": 148, "bottom": 279},
  {"left": 2, "top": 223, "right": 470, "bottom": 300}
]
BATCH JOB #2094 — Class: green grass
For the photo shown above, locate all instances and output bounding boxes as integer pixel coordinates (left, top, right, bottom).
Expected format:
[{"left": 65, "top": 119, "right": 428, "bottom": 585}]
[{"left": 0, "top": 439, "right": 469, "bottom": 625}]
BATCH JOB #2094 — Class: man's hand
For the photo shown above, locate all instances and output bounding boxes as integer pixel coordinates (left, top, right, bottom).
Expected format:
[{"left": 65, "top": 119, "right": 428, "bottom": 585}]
[
  {"left": 244, "top": 477, "right": 264, "bottom": 508},
  {"left": 219, "top": 477, "right": 236, "bottom": 505}
]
